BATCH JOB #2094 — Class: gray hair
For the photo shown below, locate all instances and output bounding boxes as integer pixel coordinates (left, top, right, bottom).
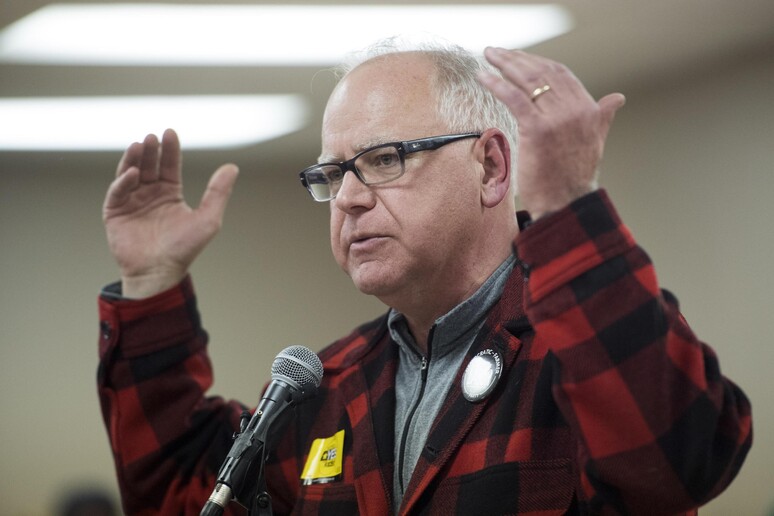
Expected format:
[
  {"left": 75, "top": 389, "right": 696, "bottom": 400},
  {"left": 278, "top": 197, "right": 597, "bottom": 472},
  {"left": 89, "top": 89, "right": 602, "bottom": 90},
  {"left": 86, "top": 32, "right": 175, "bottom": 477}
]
[{"left": 336, "top": 38, "right": 519, "bottom": 194}]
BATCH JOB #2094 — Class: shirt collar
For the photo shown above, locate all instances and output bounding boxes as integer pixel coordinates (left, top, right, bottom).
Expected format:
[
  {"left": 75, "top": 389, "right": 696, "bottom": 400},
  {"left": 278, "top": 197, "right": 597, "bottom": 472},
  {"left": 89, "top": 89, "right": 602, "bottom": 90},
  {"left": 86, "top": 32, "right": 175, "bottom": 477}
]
[{"left": 388, "top": 254, "right": 515, "bottom": 358}]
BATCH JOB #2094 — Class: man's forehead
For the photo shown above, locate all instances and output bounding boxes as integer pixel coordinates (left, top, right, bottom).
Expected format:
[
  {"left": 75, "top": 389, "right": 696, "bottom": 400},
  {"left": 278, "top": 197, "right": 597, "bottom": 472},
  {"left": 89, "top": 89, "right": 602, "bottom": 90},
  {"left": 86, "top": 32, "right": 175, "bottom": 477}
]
[
  {"left": 318, "top": 52, "right": 440, "bottom": 163},
  {"left": 326, "top": 51, "right": 436, "bottom": 107},
  {"left": 349, "top": 50, "right": 435, "bottom": 74}
]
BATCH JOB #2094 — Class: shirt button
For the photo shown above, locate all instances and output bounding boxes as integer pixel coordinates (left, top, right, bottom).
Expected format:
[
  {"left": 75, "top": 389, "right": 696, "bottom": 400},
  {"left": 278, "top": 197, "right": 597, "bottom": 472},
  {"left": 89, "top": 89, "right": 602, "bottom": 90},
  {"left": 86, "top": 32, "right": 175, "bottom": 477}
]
[{"left": 100, "top": 321, "right": 111, "bottom": 340}]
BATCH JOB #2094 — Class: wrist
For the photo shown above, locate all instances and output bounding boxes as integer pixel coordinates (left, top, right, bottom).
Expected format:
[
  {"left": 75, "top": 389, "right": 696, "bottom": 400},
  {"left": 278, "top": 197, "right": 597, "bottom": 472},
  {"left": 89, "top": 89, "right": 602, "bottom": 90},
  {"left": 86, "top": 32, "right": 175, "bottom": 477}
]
[
  {"left": 121, "top": 269, "right": 187, "bottom": 299},
  {"left": 522, "top": 183, "right": 598, "bottom": 221}
]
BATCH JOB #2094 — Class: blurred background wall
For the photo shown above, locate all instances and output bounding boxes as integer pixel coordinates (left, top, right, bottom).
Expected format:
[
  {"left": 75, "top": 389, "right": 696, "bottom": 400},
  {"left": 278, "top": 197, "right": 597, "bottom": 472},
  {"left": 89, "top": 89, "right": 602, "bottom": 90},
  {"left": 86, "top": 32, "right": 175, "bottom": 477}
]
[{"left": 1, "top": 1, "right": 773, "bottom": 514}]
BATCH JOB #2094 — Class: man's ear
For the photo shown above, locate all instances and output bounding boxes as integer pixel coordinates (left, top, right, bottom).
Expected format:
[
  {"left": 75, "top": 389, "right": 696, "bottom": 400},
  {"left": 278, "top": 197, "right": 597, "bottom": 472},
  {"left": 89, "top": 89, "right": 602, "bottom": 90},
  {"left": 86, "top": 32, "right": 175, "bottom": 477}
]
[{"left": 475, "top": 128, "right": 511, "bottom": 208}]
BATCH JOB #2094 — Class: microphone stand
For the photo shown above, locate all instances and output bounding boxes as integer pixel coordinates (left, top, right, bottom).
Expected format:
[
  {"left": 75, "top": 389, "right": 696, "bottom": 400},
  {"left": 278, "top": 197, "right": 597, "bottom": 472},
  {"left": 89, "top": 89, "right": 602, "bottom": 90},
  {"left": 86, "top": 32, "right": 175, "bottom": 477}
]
[
  {"left": 227, "top": 422, "right": 275, "bottom": 516},
  {"left": 201, "top": 346, "right": 323, "bottom": 516},
  {"left": 212, "top": 415, "right": 276, "bottom": 516},
  {"left": 202, "top": 388, "right": 298, "bottom": 516},
  {"left": 201, "top": 409, "right": 272, "bottom": 516},
  {"left": 248, "top": 446, "right": 273, "bottom": 516}
]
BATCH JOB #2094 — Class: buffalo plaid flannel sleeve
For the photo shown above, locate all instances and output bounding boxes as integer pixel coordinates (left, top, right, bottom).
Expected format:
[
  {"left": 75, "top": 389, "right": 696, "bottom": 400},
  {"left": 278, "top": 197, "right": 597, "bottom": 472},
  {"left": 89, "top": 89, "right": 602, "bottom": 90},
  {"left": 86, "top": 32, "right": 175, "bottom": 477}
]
[
  {"left": 516, "top": 189, "right": 752, "bottom": 513},
  {"left": 97, "top": 276, "right": 249, "bottom": 516}
]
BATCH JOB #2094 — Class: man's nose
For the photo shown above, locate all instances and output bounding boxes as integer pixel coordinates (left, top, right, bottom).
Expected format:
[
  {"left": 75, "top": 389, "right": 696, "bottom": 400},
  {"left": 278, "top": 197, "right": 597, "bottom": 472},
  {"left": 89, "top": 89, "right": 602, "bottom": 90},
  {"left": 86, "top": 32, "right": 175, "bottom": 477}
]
[{"left": 333, "top": 170, "right": 376, "bottom": 212}]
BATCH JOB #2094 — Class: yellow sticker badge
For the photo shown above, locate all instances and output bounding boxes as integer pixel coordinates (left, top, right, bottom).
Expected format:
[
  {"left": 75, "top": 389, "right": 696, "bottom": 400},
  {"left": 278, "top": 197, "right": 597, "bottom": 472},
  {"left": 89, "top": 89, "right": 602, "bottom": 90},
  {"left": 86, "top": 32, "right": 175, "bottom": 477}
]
[{"left": 300, "top": 429, "right": 345, "bottom": 485}]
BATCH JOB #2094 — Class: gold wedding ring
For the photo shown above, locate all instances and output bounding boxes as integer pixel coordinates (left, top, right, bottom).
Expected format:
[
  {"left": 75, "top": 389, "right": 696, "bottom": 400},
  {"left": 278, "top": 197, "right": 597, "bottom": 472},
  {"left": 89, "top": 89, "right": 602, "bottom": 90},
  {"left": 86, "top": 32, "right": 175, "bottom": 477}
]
[{"left": 530, "top": 84, "right": 551, "bottom": 101}]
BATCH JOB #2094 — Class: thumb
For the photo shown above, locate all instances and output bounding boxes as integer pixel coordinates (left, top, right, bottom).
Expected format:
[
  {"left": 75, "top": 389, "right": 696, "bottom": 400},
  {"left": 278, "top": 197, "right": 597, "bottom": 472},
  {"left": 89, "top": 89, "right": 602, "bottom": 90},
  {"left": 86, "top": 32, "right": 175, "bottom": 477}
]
[
  {"left": 599, "top": 92, "right": 626, "bottom": 128},
  {"left": 197, "top": 163, "right": 239, "bottom": 228}
]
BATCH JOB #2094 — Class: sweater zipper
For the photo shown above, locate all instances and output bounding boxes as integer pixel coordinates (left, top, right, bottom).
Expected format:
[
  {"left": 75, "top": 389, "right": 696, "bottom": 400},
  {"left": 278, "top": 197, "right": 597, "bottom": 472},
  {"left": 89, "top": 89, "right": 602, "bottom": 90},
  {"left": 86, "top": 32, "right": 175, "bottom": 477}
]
[{"left": 397, "top": 353, "right": 429, "bottom": 494}]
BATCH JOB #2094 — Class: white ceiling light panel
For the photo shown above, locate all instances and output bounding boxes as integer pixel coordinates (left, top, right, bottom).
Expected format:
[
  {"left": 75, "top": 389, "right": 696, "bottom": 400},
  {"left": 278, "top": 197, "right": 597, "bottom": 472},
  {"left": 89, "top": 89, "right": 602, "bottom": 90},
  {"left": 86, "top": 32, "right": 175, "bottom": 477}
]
[
  {"left": 0, "top": 95, "right": 308, "bottom": 150},
  {"left": 0, "top": 4, "right": 572, "bottom": 66}
]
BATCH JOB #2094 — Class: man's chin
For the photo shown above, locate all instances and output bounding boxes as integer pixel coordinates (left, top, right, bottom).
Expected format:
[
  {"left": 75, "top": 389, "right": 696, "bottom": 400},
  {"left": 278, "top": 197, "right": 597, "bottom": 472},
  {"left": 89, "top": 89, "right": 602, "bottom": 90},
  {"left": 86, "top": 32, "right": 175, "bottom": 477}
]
[
  {"left": 348, "top": 268, "right": 397, "bottom": 298},
  {"left": 351, "top": 278, "right": 389, "bottom": 297}
]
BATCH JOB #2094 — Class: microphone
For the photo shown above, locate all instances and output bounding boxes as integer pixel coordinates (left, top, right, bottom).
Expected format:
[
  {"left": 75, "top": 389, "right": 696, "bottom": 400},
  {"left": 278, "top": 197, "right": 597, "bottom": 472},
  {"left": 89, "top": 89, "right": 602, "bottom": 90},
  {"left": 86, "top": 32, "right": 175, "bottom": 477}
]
[{"left": 201, "top": 345, "right": 323, "bottom": 516}]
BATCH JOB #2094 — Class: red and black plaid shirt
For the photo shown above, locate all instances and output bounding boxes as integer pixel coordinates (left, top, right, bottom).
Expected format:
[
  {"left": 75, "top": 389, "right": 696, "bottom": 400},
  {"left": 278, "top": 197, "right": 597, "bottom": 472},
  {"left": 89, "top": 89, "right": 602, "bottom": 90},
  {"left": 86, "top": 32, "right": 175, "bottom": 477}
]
[{"left": 97, "top": 190, "right": 751, "bottom": 515}]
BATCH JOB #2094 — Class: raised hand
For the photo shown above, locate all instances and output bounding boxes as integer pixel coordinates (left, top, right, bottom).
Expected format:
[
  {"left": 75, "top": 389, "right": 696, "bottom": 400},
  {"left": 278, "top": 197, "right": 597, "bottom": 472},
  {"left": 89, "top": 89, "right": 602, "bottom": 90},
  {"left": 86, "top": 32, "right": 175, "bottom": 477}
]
[
  {"left": 478, "top": 48, "right": 625, "bottom": 220},
  {"left": 103, "top": 129, "right": 239, "bottom": 298}
]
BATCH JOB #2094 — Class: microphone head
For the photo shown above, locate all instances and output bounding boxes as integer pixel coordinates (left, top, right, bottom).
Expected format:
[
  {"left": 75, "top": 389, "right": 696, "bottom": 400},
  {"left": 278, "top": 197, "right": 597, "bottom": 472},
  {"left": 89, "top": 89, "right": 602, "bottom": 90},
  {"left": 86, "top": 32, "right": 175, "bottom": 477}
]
[{"left": 271, "top": 345, "right": 324, "bottom": 390}]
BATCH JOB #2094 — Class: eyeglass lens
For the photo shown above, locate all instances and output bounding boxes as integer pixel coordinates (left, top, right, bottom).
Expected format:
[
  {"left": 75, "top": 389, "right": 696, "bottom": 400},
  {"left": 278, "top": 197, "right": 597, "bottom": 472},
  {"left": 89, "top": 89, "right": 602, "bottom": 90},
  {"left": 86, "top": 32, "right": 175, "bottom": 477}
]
[{"left": 308, "top": 145, "right": 404, "bottom": 200}]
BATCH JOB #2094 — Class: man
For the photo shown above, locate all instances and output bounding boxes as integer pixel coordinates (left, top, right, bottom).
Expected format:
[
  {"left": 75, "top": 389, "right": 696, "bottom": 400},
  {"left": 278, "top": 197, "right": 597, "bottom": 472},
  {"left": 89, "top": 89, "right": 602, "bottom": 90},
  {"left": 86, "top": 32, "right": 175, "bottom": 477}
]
[{"left": 98, "top": 44, "right": 752, "bottom": 515}]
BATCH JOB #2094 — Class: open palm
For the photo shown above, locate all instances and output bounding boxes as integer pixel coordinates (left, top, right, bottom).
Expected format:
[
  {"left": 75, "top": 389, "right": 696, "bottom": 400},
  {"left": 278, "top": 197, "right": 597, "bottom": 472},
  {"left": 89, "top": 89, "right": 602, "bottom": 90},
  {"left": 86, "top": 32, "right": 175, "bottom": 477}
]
[{"left": 103, "top": 129, "right": 238, "bottom": 298}]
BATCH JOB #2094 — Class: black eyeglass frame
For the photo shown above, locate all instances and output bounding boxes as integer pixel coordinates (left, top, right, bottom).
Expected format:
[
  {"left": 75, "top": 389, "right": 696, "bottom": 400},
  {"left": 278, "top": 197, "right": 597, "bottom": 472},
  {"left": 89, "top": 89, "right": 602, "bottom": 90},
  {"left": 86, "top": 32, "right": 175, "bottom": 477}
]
[{"left": 299, "top": 132, "right": 481, "bottom": 202}]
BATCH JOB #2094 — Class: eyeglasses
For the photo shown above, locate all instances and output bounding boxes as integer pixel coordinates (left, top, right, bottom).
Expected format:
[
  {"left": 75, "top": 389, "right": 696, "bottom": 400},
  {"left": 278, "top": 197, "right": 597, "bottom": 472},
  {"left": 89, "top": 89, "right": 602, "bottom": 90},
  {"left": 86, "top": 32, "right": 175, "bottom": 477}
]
[{"left": 299, "top": 133, "right": 481, "bottom": 202}]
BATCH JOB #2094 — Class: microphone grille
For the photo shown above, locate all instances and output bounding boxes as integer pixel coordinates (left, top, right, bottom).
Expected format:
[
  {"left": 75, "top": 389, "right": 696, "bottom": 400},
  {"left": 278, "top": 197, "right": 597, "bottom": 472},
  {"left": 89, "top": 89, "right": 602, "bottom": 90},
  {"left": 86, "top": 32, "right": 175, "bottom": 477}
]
[{"left": 271, "top": 345, "right": 324, "bottom": 389}]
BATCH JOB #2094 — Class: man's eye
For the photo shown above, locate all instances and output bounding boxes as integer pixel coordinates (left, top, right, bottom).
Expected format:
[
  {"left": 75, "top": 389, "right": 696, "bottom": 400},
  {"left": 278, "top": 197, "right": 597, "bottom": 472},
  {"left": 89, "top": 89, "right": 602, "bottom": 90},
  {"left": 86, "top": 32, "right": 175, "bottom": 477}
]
[
  {"left": 368, "top": 151, "right": 399, "bottom": 168},
  {"left": 379, "top": 154, "right": 398, "bottom": 166},
  {"left": 326, "top": 169, "right": 344, "bottom": 182}
]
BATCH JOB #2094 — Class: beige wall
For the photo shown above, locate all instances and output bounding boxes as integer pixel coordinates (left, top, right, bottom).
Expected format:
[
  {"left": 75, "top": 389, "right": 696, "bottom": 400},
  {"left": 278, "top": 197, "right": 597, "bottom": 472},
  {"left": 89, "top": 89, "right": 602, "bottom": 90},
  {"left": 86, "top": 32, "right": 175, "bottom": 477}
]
[
  {"left": 597, "top": 49, "right": 774, "bottom": 514},
  {"left": 1, "top": 50, "right": 772, "bottom": 515}
]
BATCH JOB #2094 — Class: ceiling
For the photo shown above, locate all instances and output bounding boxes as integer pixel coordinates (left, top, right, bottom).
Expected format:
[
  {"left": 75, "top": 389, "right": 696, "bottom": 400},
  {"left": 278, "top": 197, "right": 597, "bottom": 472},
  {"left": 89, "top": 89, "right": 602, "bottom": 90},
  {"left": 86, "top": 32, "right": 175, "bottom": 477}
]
[{"left": 1, "top": 0, "right": 773, "bottom": 174}]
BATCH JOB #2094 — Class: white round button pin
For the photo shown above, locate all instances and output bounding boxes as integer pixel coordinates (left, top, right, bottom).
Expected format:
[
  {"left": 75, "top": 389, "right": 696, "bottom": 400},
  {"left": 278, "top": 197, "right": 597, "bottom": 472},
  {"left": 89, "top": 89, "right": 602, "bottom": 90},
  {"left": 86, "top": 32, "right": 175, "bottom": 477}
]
[{"left": 462, "top": 349, "right": 503, "bottom": 402}]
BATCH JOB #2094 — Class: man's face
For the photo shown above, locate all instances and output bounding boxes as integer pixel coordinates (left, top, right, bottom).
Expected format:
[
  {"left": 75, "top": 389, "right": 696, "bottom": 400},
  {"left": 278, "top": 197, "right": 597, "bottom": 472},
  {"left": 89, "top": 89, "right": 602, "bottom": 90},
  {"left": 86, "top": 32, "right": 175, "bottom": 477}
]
[{"left": 321, "top": 53, "right": 486, "bottom": 308}]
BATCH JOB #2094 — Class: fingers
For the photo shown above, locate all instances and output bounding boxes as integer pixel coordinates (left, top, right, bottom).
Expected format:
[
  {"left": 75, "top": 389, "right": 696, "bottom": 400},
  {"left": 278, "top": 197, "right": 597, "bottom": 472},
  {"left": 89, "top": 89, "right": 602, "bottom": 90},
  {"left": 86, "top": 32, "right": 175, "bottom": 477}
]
[
  {"left": 116, "top": 133, "right": 160, "bottom": 182},
  {"left": 159, "top": 128, "right": 182, "bottom": 183},
  {"left": 483, "top": 48, "right": 545, "bottom": 90},
  {"left": 480, "top": 48, "right": 564, "bottom": 118},
  {"left": 482, "top": 48, "right": 599, "bottom": 110},
  {"left": 138, "top": 133, "right": 160, "bottom": 183},
  {"left": 482, "top": 48, "right": 561, "bottom": 100},
  {"left": 481, "top": 48, "right": 626, "bottom": 122},
  {"left": 116, "top": 129, "right": 182, "bottom": 185},
  {"left": 477, "top": 69, "right": 531, "bottom": 117},
  {"left": 197, "top": 164, "right": 239, "bottom": 230},
  {"left": 116, "top": 141, "right": 143, "bottom": 178},
  {"left": 104, "top": 166, "right": 141, "bottom": 212}
]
